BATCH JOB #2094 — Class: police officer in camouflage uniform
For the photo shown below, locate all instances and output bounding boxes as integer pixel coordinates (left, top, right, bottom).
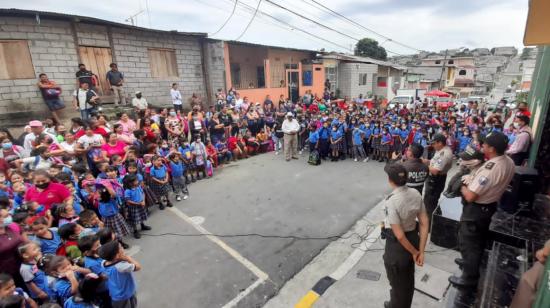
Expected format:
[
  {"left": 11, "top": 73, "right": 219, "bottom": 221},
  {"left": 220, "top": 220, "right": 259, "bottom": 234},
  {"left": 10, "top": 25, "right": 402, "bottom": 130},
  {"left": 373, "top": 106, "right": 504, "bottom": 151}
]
[
  {"left": 449, "top": 132, "right": 515, "bottom": 288},
  {"left": 382, "top": 164, "right": 430, "bottom": 308},
  {"left": 422, "top": 134, "right": 453, "bottom": 227}
]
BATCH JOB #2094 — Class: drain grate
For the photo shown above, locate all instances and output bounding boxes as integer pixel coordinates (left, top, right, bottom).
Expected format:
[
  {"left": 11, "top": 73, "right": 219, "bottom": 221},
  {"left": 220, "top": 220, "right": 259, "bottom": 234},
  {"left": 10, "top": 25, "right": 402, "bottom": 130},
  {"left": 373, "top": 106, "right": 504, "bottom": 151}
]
[{"left": 356, "top": 269, "right": 381, "bottom": 281}]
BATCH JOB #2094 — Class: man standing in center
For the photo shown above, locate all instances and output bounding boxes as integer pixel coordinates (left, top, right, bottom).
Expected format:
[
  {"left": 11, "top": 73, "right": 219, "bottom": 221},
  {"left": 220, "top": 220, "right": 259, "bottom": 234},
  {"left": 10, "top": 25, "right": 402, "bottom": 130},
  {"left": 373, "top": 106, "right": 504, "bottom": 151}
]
[
  {"left": 106, "top": 63, "right": 125, "bottom": 105},
  {"left": 282, "top": 112, "right": 300, "bottom": 162}
]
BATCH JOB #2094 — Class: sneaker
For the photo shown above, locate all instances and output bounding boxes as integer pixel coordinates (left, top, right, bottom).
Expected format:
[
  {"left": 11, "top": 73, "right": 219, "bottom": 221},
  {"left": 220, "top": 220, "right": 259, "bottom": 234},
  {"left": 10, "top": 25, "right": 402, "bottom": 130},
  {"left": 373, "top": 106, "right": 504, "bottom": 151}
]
[
  {"left": 166, "top": 202, "right": 174, "bottom": 208},
  {"left": 141, "top": 224, "right": 152, "bottom": 231},
  {"left": 354, "top": 158, "right": 358, "bottom": 162},
  {"left": 363, "top": 158, "right": 368, "bottom": 162},
  {"left": 176, "top": 195, "right": 181, "bottom": 201},
  {"left": 183, "top": 194, "right": 189, "bottom": 200},
  {"left": 299, "top": 150, "right": 303, "bottom": 155},
  {"left": 275, "top": 151, "right": 279, "bottom": 155}
]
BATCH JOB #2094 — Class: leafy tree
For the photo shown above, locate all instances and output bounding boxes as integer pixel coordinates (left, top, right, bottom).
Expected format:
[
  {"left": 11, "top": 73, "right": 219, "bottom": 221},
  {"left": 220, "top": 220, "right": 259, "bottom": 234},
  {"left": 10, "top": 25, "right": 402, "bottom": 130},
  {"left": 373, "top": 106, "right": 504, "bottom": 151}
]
[{"left": 354, "top": 38, "right": 387, "bottom": 60}]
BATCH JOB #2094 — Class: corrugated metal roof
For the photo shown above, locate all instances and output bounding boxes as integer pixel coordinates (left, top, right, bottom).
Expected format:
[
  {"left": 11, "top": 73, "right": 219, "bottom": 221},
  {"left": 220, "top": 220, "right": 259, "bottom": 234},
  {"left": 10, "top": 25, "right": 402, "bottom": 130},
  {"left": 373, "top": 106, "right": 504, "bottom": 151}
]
[
  {"left": 320, "top": 52, "right": 406, "bottom": 70},
  {"left": 0, "top": 8, "right": 207, "bottom": 37},
  {"left": 222, "top": 40, "right": 319, "bottom": 54}
]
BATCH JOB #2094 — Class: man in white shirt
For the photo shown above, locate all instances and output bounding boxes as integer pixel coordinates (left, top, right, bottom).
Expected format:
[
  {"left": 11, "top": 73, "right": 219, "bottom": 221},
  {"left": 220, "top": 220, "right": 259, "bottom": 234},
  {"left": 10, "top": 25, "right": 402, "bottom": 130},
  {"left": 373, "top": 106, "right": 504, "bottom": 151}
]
[
  {"left": 234, "top": 94, "right": 244, "bottom": 111},
  {"left": 171, "top": 83, "right": 183, "bottom": 112},
  {"left": 282, "top": 112, "right": 300, "bottom": 161},
  {"left": 23, "top": 120, "right": 57, "bottom": 153},
  {"left": 72, "top": 82, "right": 99, "bottom": 120},
  {"left": 132, "top": 91, "right": 148, "bottom": 115}
]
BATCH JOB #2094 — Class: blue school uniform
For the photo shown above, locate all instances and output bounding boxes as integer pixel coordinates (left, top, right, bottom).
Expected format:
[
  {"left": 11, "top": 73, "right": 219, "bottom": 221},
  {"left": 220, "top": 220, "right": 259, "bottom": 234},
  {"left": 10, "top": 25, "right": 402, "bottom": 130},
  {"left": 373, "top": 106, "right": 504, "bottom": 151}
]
[
  {"left": 318, "top": 127, "right": 330, "bottom": 140},
  {"left": 330, "top": 129, "right": 343, "bottom": 140},
  {"left": 102, "top": 261, "right": 137, "bottom": 302},
  {"left": 413, "top": 131, "right": 424, "bottom": 144},
  {"left": 361, "top": 126, "right": 372, "bottom": 139},
  {"left": 381, "top": 132, "right": 392, "bottom": 144},
  {"left": 169, "top": 161, "right": 185, "bottom": 178},
  {"left": 352, "top": 128, "right": 363, "bottom": 145},
  {"left": 149, "top": 165, "right": 167, "bottom": 180},
  {"left": 308, "top": 131, "right": 319, "bottom": 144},
  {"left": 399, "top": 129, "right": 409, "bottom": 141},
  {"left": 98, "top": 199, "right": 119, "bottom": 218},
  {"left": 55, "top": 278, "right": 74, "bottom": 304},
  {"left": 72, "top": 193, "right": 82, "bottom": 215},
  {"left": 124, "top": 187, "right": 144, "bottom": 203},
  {"left": 63, "top": 297, "right": 96, "bottom": 308},
  {"left": 30, "top": 229, "right": 61, "bottom": 255},
  {"left": 84, "top": 256, "right": 105, "bottom": 275},
  {"left": 20, "top": 263, "right": 54, "bottom": 299},
  {"left": 458, "top": 135, "right": 472, "bottom": 152}
]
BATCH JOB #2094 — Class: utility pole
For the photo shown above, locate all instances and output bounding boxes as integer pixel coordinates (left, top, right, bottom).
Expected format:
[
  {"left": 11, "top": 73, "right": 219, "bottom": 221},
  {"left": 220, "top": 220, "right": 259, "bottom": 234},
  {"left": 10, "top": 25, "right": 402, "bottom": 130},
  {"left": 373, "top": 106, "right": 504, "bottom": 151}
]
[{"left": 439, "top": 49, "right": 448, "bottom": 90}]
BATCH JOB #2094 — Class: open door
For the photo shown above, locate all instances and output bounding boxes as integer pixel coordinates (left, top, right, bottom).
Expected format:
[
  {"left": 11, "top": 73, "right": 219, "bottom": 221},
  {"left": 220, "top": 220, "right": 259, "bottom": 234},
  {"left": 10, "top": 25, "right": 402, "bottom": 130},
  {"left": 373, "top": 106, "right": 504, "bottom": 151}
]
[
  {"left": 287, "top": 70, "right": 299, "bottom": 103},
  {"left": 78, "top": 46, "right": 113, "bottom": 97}
]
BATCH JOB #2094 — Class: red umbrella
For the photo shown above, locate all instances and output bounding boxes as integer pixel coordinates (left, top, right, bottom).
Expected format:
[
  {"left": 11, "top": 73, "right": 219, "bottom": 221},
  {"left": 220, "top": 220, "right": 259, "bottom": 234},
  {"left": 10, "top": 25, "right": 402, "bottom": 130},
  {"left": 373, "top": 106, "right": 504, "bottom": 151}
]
[{"left": 425, "top": 90, "right": 450, "bottom": 97}]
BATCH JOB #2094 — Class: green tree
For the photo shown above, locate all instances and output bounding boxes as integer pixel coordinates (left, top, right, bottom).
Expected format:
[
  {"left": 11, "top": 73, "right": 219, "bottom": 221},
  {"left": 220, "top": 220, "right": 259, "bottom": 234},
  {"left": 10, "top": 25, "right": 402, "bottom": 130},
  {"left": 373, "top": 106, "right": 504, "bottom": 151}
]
[{"left": 354, "top": 38, "right": 387, "bottom": 60}]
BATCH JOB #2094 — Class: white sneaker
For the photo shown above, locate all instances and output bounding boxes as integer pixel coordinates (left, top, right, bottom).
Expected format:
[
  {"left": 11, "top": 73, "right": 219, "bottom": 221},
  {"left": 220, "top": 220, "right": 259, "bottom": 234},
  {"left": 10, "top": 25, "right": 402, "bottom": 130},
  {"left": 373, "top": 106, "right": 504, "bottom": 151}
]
[
  {"left": 354, "top": 158, "right": 358, "bottom": 162},
  {"left": 176, "top": 195, "right": 182, "bottom": 201},
  {"left": 183, "top": 195, "right": 189, "bottom": 200},
  {"left": 363, "top": 158, "right": 368, "bottom": 162},
  {"left": 299, "top": 151, "right": 303, "bottom": 155},
  {"left": 275, "top": 151, "right": 279, "bottom": 155}
]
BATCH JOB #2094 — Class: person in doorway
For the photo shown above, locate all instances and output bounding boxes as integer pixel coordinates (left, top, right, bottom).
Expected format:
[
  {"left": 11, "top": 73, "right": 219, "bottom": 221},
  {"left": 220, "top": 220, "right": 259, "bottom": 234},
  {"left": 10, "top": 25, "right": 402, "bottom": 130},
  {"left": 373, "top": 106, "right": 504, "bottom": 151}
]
[
  {"left": 37, "top": 73, "right": 65, "bottom": 124},
  {"left": 449, "top": 132, "right": 515, "bottom": 291},
  {"left": 170, "top": 83, "right": 183, "bottom": 112},
  {"left": 382, "top": 163, "right": 429, "bottom": 308},
  {"left": 106, "top": 63, "right": 125, "bottom": 105},
  {"left": 506, "top": 115, "right": 532, "bottom": 166},
  {"left": 281, "top": 112, "right": 300, "bottom": 161},
  {"left": 422, "top": 134, "right": 453, "bottom": 227},
  {"left": 75, "top": 63, "right": 97, "bottom": 90},
  {"left": 72, "top": 82, "right": 99, "bottom": 120}
]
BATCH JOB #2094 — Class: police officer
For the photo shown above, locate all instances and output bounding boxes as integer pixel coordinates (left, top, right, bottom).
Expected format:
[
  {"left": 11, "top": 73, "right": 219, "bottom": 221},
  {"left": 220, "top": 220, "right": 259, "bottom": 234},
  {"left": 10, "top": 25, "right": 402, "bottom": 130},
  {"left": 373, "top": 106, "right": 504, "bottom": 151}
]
[
  {"left": 449, "top": 132, "right": 515, "bottom": 288},
  {"left": 422, "top": 134, "right": 453, "bottom": 226},
  {"left": 382, "top": 164, "right": 429, "bottom": 308},
  {"left": 390, "top": 143, "right": 429, "bottom": 194}
]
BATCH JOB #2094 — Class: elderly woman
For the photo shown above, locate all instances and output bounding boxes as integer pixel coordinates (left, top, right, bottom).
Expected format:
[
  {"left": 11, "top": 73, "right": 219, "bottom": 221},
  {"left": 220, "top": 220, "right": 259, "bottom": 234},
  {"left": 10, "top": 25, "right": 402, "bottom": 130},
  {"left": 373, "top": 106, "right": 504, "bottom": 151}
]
[
  {"left": 24, "top": 170, "right": 72, "bottom": 213},
  {"left": 101, "top": 132, "right": 128, "bottom": 159},
  {"left": 116, "top": 112, "right": 137, "bottom": 137}
]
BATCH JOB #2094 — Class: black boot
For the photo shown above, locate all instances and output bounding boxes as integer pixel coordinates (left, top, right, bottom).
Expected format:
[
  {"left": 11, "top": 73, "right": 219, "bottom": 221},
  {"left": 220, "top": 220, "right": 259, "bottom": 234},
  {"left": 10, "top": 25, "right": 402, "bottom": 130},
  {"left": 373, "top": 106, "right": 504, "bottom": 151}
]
[
  {"left": 141, "top": 223, "right": 152, "bottom": 231},
  {"left": 133, "top": 228, "right": 141, "bottom": 239},
  {"left": 120, "top": 240, "right": 130, "bottom": 249}
]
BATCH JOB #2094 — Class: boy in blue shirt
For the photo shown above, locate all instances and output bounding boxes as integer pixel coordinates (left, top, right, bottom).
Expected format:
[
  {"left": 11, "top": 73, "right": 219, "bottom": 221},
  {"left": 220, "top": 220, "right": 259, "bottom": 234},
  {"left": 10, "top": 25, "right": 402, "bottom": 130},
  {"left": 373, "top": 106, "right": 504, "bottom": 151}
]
[
  {"left": 307, "top": 125, "right": 319, "bottom": 152},
  {"left": 168, "top": 153, "right": 189, "bottom": 202},
  {"left": 99, "top": 240, "right": 142, "bottom": 308},
  {"left": 30, "top": 217, "right": 61, "bottom": 255},
  {"left": 352, "top": 127, "right": 367, "bottom": 162}
]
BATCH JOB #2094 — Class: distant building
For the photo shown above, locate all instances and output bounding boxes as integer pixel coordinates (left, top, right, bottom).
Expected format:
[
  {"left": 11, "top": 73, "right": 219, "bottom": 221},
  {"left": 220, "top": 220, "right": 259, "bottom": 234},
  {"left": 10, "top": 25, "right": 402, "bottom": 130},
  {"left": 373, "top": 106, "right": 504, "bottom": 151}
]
[{"left": 492, "top": 46, "right": 518, "bottom": 57}]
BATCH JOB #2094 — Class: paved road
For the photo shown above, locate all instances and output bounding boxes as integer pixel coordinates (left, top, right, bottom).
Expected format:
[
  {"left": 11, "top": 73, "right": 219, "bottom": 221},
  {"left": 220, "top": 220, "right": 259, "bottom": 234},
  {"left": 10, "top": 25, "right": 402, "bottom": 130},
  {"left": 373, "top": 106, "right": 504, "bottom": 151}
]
[{"left": 128, "top": 153, "right": 389, "bottom": 307}]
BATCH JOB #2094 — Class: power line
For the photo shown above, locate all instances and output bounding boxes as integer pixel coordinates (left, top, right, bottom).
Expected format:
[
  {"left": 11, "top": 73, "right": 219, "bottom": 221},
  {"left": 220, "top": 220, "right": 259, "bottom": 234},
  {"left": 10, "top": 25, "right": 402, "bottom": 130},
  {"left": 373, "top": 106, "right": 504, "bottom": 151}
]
[
  {"left": 308, "top": 0, "right": 421, "bottom": 52},
  {"left": 264, "top": 0, "right": 403, "bottom": 56},
  {"left": 235, "top": 0, "right": 262, "bottom": 40},
  {"left": 211, "top": 0, "right": 238, "bottom": 35}
]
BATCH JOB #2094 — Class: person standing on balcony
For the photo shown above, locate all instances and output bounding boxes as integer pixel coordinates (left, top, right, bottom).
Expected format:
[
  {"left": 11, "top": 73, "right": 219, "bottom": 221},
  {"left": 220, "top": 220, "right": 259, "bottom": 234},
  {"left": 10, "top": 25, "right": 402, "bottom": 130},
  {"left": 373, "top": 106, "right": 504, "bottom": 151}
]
[{"left": 106, "top": 63, "right": 125, "bottom": 106}]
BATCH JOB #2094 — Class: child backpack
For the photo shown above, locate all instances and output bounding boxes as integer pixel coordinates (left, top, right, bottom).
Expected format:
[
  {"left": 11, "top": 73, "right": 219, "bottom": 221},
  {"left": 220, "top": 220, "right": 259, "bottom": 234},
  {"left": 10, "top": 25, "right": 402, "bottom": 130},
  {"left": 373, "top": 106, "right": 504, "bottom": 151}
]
[{"left": 308, "top": 150, "right": 321, "bottom": 166}]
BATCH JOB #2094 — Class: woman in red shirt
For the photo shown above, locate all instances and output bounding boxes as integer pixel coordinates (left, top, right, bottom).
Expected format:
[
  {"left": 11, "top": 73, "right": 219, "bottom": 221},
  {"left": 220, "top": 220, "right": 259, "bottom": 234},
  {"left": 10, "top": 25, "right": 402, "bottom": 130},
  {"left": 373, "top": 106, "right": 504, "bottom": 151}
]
[
  {"left": 101, "top": 132, "right": 128, "bottom": 159},
  {"left": 140, "top": 117, "right": 159, "bottom": 143},
  {"left": 24, "top": 170, "right": 72, "bottom": 213}
]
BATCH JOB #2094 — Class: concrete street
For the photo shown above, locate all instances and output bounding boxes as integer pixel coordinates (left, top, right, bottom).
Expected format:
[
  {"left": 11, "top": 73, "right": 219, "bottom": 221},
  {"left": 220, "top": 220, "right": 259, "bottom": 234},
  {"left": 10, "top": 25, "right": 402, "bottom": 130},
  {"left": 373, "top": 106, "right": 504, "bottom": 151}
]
[{"left": 127, "top": 153, "right": 390, "bottom": 307}]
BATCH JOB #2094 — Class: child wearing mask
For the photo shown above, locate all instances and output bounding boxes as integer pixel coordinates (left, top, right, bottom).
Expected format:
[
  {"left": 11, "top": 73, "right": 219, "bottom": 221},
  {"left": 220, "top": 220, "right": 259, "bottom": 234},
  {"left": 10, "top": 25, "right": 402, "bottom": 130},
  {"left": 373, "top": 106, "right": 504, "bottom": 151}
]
[
  {"left": 149, "top": 155, "right": 173, "bottom": 209},
  {"left": 330, "top": 124, "right": 343, "bottom": 161},
  {"left": 123, "top": 174, "right": 151, "bottom": 239}
]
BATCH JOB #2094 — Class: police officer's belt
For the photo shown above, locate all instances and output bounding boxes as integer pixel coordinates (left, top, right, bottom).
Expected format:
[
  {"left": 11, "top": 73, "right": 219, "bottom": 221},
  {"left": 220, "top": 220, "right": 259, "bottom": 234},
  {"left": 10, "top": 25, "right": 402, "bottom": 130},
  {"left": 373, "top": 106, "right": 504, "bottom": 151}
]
[{"left": 383, "top": 222, "right": 419, "bottom": 242}]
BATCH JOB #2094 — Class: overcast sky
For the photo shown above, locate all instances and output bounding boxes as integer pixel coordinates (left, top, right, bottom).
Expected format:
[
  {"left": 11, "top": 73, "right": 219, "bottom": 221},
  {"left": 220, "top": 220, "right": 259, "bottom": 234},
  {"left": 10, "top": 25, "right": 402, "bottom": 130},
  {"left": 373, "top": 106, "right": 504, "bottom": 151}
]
[{"left": 0, "top": 0, "right": 529, "bottom": 54}]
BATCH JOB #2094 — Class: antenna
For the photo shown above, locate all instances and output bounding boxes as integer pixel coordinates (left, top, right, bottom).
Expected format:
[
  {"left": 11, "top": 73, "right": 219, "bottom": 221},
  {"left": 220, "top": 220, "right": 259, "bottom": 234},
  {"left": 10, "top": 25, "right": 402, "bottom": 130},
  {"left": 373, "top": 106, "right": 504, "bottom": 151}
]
[{"left": 125, "top": 10, "right": 145, "bottom": 26}]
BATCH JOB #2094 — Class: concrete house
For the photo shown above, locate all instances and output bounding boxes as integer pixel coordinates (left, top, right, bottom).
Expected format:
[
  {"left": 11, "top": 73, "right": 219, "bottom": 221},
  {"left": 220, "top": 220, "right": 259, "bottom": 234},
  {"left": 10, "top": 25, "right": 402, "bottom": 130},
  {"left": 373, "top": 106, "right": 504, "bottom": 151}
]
[{"left": 0, "top": 9, "right": 225, "bottom": 126}]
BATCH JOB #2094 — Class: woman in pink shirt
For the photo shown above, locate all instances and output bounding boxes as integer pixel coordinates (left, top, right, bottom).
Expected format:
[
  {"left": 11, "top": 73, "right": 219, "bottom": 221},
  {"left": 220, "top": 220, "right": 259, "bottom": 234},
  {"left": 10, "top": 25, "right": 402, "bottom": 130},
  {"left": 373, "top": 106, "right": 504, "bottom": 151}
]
[
  {"left": 24, "top": 170, "right": 71, "bottom": 212},
  {"left": 101, "top": 132, "right": 128, "bottom": 159},
  {"left": 116, "top": 112, "right": 137, "bottom": 137}
]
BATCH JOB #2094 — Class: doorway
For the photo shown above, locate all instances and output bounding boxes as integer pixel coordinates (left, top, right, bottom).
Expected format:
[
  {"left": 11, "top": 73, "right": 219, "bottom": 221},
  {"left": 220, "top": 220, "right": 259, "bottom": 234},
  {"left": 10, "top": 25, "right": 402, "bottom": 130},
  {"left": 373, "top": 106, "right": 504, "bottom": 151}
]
[
  {"left": 287, "top": 70, "right": 299, "bottom": 103},
  {"left": 78, "top": 46, "right": 113, "bottom": 96}
]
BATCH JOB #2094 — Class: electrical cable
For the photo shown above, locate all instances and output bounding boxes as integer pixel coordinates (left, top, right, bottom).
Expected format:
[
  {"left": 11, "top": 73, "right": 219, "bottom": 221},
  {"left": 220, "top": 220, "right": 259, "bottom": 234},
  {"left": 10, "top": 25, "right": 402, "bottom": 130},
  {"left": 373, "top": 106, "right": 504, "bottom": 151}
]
[
  {"left": 308, "top": 0, "right": 422, "bottom": 52},
  {"left": 235, "top": 0, "right": 262, "bottom": 41},
  {"left": 211, "top": 0, "right": 239, "bottom": 36}
]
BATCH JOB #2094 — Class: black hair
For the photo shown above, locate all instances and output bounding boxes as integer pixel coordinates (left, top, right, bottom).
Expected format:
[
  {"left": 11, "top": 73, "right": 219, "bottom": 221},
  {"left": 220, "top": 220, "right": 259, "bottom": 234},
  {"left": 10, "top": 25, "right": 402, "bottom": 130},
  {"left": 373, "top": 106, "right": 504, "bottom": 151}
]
[
  {"left": 78, "top": 210, "right": 96, "bottom": 226},
  {"left": 47, "top": 255, "right": 69, "bottom": 273},
  {"left": 409, "top": 143, "right": 424, "bottom": 159},
  {"left": 0, "top": 273, "right": 13, "bottom": 287},
  {"left": 98, "top": 240, "right": 120, "bottom": 261},
  {"left": 109, "top": 62, "right": 117, "bottom": 67},
  {"left": 38, "top": 73, "right": 47, "bottom": 78},
  {"left": 123, "top": 174, "right": 138, "bottom": 190},
  {"left": 55, "top": 172, "right": 72, "bottom": 184},
  {"left": 71, "top": 117, "right": 86, "bottom": 127},
  {"left": 78, "top": 63, "right": 85, "bottom": 67},
  {"left": 133, "top": 129, "right": 145, "bottom": 139},
  {"left": 58, "top": 223, "right": 78, "bottom": 240},
  {"left": 77, "top": 234, "right": 99, "bottom": 253},
  {"left": 99, "top": 187, "right": 112, "bottom": 203},
  {"left": 78, "top": 275, "right": 105, "bottom": 302},
  {"left": 0, "top": 196, "right": 9, "bottom": 209},
  {"left": 0, "top": 127, "right": 15, "bottom": 143},
  {"left": 30, "top": 145, "right": 48, "bottom": 157},
  {"left": 384, "top": 164, "right": 408, "bottom": 187},
  {"left": 0, "top": 295, "right": 24, "bottom": 308},
  {"left": 32, "top": 216, "right": 49, "bottom": 227},
  {"left": 96, "top": 227, "right": 115, "bottom": 245}
]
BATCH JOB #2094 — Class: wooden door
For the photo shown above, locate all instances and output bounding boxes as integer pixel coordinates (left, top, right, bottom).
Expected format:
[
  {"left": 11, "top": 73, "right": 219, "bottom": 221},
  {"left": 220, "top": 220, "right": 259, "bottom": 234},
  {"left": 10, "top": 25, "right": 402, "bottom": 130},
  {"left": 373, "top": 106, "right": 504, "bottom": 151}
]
[{"left": 78, "top": 46, "right": 113, "bottom": 96}]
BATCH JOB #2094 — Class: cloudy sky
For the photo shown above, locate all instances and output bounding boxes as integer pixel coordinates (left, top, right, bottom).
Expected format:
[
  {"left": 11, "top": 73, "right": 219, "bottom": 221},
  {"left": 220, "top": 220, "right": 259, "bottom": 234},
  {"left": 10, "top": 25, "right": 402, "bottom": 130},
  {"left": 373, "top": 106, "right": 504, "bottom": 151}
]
[{"left": 0, "top": 0, "right": 529, "bottom": 54}]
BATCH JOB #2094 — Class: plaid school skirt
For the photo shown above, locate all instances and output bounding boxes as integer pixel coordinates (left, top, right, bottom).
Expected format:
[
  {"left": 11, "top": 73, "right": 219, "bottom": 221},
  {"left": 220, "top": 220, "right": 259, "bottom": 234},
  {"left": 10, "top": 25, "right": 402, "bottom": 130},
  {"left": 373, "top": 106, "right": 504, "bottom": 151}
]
[
  {"left": 371, "top": 137, "right": 381, "bottom": 150},
  {"left": 331, "top": 139, "right": 344, "bottom": 151},
  {"left": 379, "top": 143, "right": 392, "bottom": 152},
  {"left": 103, "top": 213, "right": 130, "bottom": 238},
  {"left": 126, "top": 203, "right": 147, "bottom": 226},
  {"left": 149, "top": 180, "right": 171, "bottom": 198}
]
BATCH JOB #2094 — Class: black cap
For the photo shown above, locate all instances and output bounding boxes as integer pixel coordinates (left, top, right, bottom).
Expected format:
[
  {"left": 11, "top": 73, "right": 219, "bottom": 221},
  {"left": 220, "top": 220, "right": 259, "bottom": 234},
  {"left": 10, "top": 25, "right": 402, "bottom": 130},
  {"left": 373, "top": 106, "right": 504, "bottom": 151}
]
[
  {"left": 459, "top": 145, "right": 484, "bottom": 161},
  {"left": 482, "top": 131, "right": 508, "bottom": 154},
  {"left": 431, "top": 133, "right": 446, "bottom": 144}
]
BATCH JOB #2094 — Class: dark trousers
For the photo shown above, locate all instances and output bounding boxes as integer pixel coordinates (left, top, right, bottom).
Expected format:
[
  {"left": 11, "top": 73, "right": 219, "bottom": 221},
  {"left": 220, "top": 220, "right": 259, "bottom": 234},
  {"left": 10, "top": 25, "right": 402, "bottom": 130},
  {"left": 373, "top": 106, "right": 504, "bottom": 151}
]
[
  {"left": 319, "top": 138, "right": 330, "bottom": 158},
  {"left": 424, "top": 174, "right": 447, "bottom": 228},
  {"left": 458, "top": 201, "right": 496, "bottom": 282},
  {"left": 384, "top": 231, "right": 419, "bottom": 308},
  {"left": 510, "top": 151, "right": 528, "bottom": 166}
]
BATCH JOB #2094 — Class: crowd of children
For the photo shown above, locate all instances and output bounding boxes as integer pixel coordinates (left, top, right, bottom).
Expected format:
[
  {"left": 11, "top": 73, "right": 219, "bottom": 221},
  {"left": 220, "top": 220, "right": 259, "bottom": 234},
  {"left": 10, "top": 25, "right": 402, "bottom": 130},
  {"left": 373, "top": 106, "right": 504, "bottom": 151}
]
[{"left": 0, "top": 87, "right": 528, "bottom": 307}]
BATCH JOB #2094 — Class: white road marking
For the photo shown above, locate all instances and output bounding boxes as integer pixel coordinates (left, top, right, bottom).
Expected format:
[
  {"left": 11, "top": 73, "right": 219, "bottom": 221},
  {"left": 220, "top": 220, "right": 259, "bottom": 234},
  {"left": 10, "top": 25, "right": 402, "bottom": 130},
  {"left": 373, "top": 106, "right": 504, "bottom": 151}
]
[
  {"left": 167, "top": 207, "right": 268, "bottom": 307},
  {"left": 329, "top": 226, "right": 381, "bottom": 281},
  {"left": 190, "top": 216, "right": 205, "bottom": 225}
]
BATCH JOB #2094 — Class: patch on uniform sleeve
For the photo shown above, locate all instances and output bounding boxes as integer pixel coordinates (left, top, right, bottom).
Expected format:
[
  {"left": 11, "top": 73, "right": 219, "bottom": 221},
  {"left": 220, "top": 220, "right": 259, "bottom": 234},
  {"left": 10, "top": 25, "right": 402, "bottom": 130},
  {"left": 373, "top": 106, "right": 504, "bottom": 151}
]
[
  {"left": 478, "top": 176, "right": 489, "bottom": 186},
  {"left": 485, "top": 162, "right": 495, "bottom": 170}
]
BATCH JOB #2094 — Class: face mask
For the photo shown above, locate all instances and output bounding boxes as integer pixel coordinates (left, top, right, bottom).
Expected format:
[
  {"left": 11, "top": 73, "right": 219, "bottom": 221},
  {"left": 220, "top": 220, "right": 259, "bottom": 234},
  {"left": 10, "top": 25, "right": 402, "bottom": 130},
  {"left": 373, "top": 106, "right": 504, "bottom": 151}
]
[
  {"left": 332, "top": 128, "right": 337, "bottom": 131},
  {"left": 513, "top": 122, "right": 520, "bottom": 129},
  {"left": 0, "top": 215, "right": 13, "bottom": 227},
  {"left": 1, "top": 143, "right": 12, "bottom": 150},
  {"left": 136, "top": 94, "right": 142, "bottom": 99},
  {"left": 169, "top": 112, "right": 177, "bottom": 117},
  {"left": 145, "top": 162, "right": 152, "bottom": 168},
  {"left": 35, "top": 182, "right": 50, "bottom": 189}
]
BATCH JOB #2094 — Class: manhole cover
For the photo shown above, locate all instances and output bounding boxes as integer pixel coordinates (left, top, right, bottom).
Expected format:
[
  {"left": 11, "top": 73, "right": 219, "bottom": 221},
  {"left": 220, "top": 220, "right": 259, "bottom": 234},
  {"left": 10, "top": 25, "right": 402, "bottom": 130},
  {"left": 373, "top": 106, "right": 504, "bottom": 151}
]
[{"left": 356, "top": 269, "right": 381, "bottom": 281}]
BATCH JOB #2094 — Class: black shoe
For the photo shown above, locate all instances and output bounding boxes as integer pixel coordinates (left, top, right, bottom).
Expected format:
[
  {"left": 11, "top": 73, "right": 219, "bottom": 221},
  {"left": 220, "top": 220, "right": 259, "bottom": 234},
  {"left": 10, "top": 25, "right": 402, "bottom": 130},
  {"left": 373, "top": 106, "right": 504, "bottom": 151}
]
[
  {"left": 159, "top": 203, "right": 166, "bottom": 210},
  {"left": 454, "top": 258, "right": 465, "bottom": 269},
  {"left": 133, "top": 230, "right": 141, "bottom": 239},
  {"left": 191, "top": 177, "right": 197, "bottom": 183},
  {"left": 384, "top": 301, "right": 390, "bottom": 308},
  {"left": 141, "top": 223, "right": 152, "bottom": 231},
  {"left": 166, "top": 202, "right": 174, "bottom": 208},
  {"left": 448, "top": 275, "right": 478, "bottom": 288},
  {"left": 197, "top": 175, "right": 202, "bottom": 180},
  {"left": 185, "top": 178, "right": 191, "bottom": 185},
  {"left": 120, "top": 241, "right": 130, "bottom": 249}
]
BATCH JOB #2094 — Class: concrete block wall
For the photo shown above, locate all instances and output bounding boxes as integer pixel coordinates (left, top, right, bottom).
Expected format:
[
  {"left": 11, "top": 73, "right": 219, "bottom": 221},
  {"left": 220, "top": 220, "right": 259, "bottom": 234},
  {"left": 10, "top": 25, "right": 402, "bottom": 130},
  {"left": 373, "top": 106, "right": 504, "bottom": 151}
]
[
  {"left": 204, "top": 40, "right": 226, "bottom": 96},
  {"left": 337, "top": 63, "right": 377, "bottom": 99},
  {"left": 0, "top": 17, "right": 79, "bottom": 123}
]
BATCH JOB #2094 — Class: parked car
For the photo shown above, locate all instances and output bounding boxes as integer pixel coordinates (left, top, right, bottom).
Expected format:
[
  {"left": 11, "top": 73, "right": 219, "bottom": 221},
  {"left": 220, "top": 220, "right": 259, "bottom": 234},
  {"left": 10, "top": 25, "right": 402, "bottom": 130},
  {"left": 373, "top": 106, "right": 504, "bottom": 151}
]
[{"left": 388, "top": 95, "right": 413, "bottom": 109}]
